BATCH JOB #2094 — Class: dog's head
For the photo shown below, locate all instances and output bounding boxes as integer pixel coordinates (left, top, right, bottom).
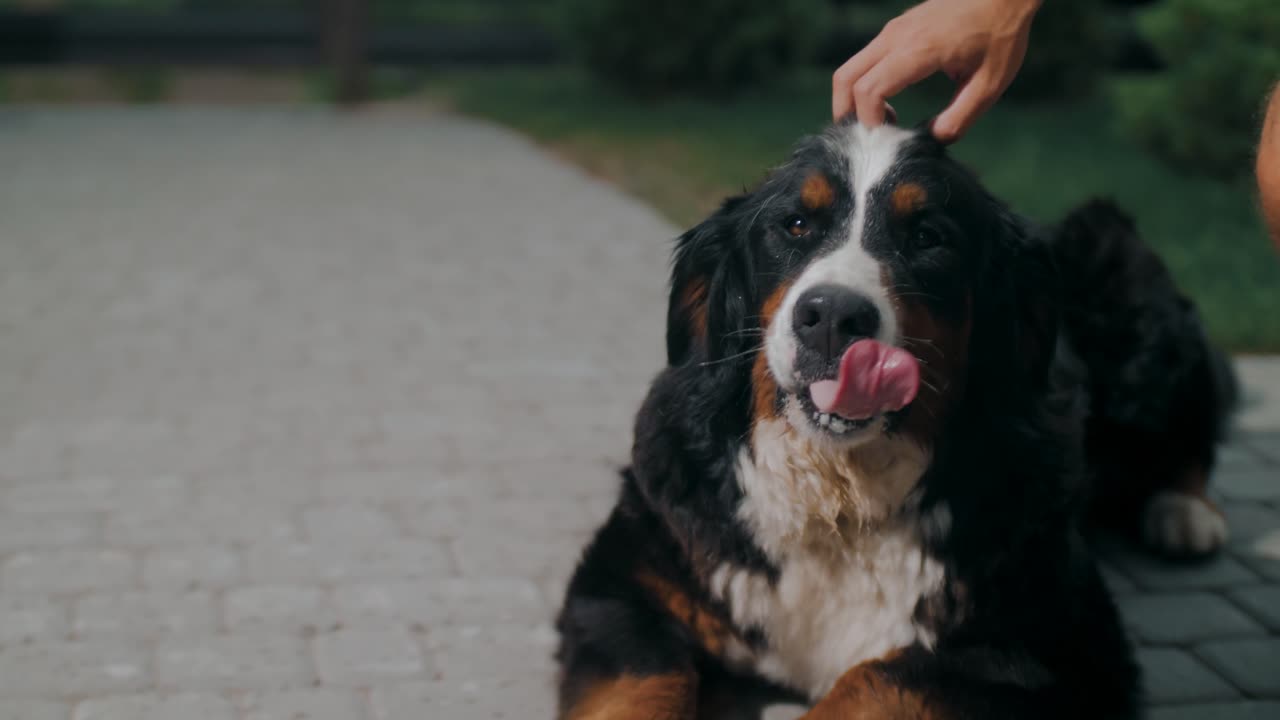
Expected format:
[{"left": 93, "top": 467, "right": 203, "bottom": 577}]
[{"left": 667, "top": 122, "right": 1058, "bottom": 452}]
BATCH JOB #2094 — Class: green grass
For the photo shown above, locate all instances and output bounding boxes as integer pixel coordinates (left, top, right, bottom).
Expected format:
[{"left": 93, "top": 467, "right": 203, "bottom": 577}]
[
  {"left": 103, "top": 67, "right": 172, "bottom": 103},
  {"left": 426, "top": 67, "right": 1280, "bottom": 352},
  {"left": 303, "top": 67, "right": 425, "bottom": 104}
]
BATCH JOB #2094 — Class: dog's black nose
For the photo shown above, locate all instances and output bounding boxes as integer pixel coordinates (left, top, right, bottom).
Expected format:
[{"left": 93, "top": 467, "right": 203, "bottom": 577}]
[{"left": 792, "top": 284, "right": 880, "bottom": 361}]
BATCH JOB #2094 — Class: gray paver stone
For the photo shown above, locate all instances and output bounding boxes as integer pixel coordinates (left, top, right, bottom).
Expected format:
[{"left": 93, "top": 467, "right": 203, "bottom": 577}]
[
  {"left": 0, "top": 642, "right": 150, "bottom": 696},
  {"left": 1216, "top": 469, "right": 1280, "bottom": 502},
  {"left": 332, "top": 577, "right": 545, "bottom": 627},
  {"left": 1150, "top": 702, "right": 1280, "bottom": 720},
  {"left": 1138, "top": 648, "right": 1240, "bottom": 705},
  {"left": 0, "top": 512, "right": 100, "bottom": 550},
  {"left": 1119, "top": 593, "right": 1262, "bottom": 645},
  {"left": 0, "top": 700, "right": 73, "bottom": 720},
  {"left": 239, "top": 688, "right": 370, "bottom": 720},
  {"left": 426, "top": 622, "right": 558, "bottom": 688},
  {"left": 371, "top": 678, "right": 557, "bottom": 720},
  {"left": 73, "top": 693, "right": 236, "bottom": 720},
  {"left": 1226, "top": 586, "right": 1280, "bottom": 631},
  {"left": 155, "top": 635, "right": 313, "bottom": 691},
  {"left": 142, "top": 546, "right": 241, "bottom": 590},
  {"left": 1109, "top": 552, "right": 1259, "bottom": 591},
  {"left": 1196, "top": 637, "right": 1280, "bottom": 698},
  {"left": 0, "top": 597, "right": 68, "bottom": 644},
  {"left": 312, "top": 628, "right": 427, "bottom": 685},
  {"left": 224, "top": 585, "right": 339, "bottom": 632},
  {"left": 75, "top": 591, "right": 217, "bottom": 636},
  {"left": 2, "top": 550, "right": 136, "bottom": 593}
]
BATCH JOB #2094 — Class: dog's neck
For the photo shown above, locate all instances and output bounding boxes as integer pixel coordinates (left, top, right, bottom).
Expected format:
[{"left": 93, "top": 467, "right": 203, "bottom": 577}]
[{"left": 736, "top": 417, "right": 932, "bottom": 561}]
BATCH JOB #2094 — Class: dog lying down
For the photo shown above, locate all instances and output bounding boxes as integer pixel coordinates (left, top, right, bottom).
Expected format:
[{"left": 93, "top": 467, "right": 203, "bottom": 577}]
[{"left": 555, "top": 120, "right": 1237, "bottom": 719}]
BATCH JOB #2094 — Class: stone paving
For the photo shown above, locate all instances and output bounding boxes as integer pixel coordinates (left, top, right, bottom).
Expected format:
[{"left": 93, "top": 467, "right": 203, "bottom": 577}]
[{"left": 0, "top": 107, "right": 1276, "bottom": 719}]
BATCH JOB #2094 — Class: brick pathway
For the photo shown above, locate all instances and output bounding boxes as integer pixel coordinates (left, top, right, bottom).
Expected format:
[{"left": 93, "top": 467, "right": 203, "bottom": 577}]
[{"left": 0, "top": 108, "right": 1276, "bottom": 719}]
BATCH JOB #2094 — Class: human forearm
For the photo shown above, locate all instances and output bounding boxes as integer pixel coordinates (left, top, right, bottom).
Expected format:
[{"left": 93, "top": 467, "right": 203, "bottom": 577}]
[{"left": 1259, "top": 84, "right": 1280, "bottom": 249}]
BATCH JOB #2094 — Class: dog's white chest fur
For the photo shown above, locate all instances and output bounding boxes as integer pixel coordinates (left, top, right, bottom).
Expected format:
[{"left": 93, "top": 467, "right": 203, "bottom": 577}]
[
  {"left": 715, "top": 419, "right": 945, "bottom": 698},
  {"left": 710, "top": 528, "right": 944, "bottom": 699}
]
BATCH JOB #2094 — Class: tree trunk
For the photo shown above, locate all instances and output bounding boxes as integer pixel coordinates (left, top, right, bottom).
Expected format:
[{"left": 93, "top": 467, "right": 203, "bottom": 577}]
[{"left": 319, "top": 0, "right": 369, "bottom": 105}]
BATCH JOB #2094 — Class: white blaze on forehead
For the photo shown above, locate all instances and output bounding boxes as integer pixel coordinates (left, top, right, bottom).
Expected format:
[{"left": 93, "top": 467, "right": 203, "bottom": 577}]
[{"left": 766, "top": 124, "right": 916, "bottom": 387}]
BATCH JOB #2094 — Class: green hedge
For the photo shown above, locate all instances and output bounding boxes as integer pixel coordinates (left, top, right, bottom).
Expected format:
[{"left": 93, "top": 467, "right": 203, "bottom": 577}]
[
  {"left": 1117, "top": 0, "right": 1280, "bottom": 178},
  {"left": 559, "top": 0, "right": 827, "bottom": 97},
  {"left": 1005, "top": 0, "right": 1112, "bottom": 101}
]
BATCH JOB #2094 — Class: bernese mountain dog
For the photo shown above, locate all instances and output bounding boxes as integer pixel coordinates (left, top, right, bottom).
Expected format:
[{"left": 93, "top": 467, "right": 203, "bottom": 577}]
[{"left": 554, "top": 120, "right": 1237, "bottom": 719}]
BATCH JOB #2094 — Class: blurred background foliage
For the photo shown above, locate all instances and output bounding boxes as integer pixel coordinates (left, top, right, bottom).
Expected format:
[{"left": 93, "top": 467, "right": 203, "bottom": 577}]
[
  {"left": 557, "top": 0, "right": 828, "bottom": 97},
  {"left": 1003, "top": 0, "right": 1113, "bottom": 101},
  {"left": 0, "top": 0, "right": 1277, "bottom": 349},
  {"left": 1117, "top": 0, "right": 1280, "bottom": 179}
]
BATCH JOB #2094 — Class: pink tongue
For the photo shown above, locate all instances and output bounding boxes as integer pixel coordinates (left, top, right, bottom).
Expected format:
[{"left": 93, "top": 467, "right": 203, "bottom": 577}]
[{"left": 808, "top": 339, "right": 920, "bottom": 420}]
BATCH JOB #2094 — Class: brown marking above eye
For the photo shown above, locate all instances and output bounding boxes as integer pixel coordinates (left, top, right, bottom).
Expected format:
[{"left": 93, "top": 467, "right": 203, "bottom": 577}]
[
  {"left": 801, "top": 173, "right": 835, "bottom": 211},
  {"left": 891, "top": 182, "right": 928, "bottom": 217}
]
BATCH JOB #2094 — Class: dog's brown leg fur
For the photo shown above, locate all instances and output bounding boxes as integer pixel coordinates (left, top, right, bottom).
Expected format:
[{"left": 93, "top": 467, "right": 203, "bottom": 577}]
[
  {"left": 562, "top": 672, "right": 698, "bottom": 720},
  {"left": 798, "top": 660, "right": 947, "bottom": 720}
]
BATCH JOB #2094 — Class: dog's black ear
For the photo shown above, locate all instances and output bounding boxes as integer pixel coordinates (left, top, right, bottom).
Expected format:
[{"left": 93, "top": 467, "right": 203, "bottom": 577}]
[
  {"left": 666, "top": 196, "right": 747, "bottom": 366},
  {"left": 975, "top": 207, "right": 1061, "bottom": 392},
  {"left": 1012, "top": 231, "right": 1061, "bottom": 389}
]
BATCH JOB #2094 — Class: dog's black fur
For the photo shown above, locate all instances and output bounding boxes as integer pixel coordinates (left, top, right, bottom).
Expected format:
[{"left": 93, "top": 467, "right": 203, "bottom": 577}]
[
  {"left": 1051, "top": 201, "right": 1238, "bottom": 543},
  {"left": 554, "top": 124, "right": 1234, "bottom": 720}
]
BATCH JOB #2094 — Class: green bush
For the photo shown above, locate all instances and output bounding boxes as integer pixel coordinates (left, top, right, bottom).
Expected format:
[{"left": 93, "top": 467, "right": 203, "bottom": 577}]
[
  {"left": 1117, "top": 0, "right": 1280, "bottom": 178},
  {"left": 104, "top": 67, "right": 172, "bottom": 103},
  {"left": 1005, "top": 0, "right": 1112, "bottom": 101},
  {"left": 559, "top": 0, "right": 827, "bottom": 97}
]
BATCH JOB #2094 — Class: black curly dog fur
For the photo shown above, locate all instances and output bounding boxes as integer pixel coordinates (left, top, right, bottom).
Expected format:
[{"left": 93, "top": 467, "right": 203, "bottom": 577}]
[
  {"left": 554, "top": 122, "right": 1235, "bottom": 720},
  {"left": 1052, "top": 201, "right": 1238, "bottom": 551}
]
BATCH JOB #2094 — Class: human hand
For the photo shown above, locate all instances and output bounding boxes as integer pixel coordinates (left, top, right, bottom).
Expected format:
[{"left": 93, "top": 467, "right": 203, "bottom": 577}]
[{"left": 832, "top": 0, "right": 1042, "bottom": 143}]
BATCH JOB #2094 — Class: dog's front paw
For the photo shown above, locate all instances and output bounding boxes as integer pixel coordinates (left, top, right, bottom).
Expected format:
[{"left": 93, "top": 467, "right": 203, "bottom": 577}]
[{"left": 1142, "top": 490, "right": 1228, "bottom": 558}]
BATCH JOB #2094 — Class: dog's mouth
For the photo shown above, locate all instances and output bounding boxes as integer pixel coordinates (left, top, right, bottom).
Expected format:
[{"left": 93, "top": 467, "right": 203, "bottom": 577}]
[
  {"left": 796, "top": 390, "right": 880, "bottom": 435},
  {"left": 790, "top": 338, "right": 920, "bottom": 436}
]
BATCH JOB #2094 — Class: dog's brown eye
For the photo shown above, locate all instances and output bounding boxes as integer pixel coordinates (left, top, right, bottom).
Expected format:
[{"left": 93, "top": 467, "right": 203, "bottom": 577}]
[
  {"left": 915, "top": 225, "right": 943, "bottom": 248},
  {"left": 785, "top": 215, "right": 810, "bottom": 238}
]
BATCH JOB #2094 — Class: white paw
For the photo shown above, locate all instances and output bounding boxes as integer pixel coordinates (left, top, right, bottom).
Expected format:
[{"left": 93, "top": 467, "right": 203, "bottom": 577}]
[
  {"left": 762, "top": 704, "right": 808, "bottom": 720},
  {"left": 1141, "top": 491, "right": 1228, "bottom": 557}
]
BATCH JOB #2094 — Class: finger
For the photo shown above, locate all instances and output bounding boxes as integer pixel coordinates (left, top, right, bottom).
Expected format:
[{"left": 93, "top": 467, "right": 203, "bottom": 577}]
[
  {"left": 832, "top": 39, "right": 889, "bottom": 121},
  {"left": 852, "top": 50, "right": 939, "bottom": 127},
  {"left": 932, "top": 71, "right": 1000, "bottom": 143}
]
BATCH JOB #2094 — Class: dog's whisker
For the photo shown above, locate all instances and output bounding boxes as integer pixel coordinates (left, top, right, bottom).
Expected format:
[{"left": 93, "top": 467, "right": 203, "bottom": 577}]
[
  {"left": 893, "top": 292, "right": 944, "bottom": 302},
  {"left": 698, "top": 343, "right": 766, "bottom": 367},
  {"left": 901, "top": 336, "right": 946, "bottom": 360},
  {"left": 918, "top": 377, "right": 944, "bottom": 396}
]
